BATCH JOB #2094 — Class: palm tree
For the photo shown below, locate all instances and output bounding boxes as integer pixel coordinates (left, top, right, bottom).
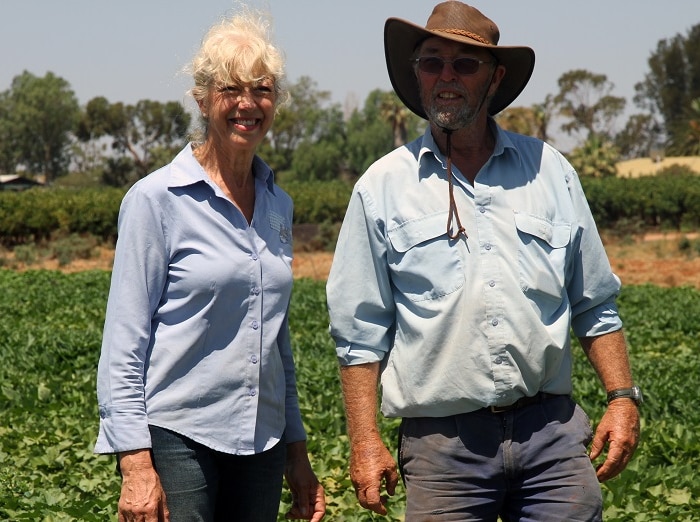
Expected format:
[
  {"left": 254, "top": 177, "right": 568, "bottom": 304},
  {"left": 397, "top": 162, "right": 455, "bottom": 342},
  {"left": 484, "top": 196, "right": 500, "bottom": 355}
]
[{"left": 379, "top": 92, "right": 411, "bottom": 148}]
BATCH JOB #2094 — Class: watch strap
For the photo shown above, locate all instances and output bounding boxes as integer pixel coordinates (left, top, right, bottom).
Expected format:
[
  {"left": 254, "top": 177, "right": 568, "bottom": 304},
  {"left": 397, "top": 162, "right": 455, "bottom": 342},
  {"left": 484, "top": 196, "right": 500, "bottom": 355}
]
[{"left": 607, "top": 386, "right": 642, "bottom": 405}]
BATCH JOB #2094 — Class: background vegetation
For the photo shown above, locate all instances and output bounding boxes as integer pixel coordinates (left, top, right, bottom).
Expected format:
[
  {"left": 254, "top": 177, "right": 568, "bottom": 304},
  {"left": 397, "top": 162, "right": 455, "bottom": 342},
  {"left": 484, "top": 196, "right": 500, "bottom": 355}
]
[
  {"left": 1, "top": 165, "right": 700, "bottom": 262},
  {"left": 0, "top": 272, "right": 698, "bottom": 520},
  {"left": 1, "top": 23, "right": 699, "bottom": 187},
  {"left": 1, "top": 15, "right": 699, "bottom": 522}
]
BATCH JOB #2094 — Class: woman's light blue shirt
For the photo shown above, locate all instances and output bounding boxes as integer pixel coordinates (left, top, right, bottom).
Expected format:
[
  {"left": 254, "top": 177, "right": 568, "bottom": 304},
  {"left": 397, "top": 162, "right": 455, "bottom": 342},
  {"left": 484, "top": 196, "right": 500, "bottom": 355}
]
[
  {"left": 95, "top": 144, "right": 304, "bottom": 455},
  {"left": 327, "top": 122, "right": 623, "bottom": 418}
]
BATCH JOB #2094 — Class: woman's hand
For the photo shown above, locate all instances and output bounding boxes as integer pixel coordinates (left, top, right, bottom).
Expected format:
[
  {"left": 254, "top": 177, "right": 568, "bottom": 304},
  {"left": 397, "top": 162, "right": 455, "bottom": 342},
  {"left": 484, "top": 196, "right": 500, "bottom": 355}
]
[
  {"left": 118, "top": 449, "right": 170, "bottom": 522},
  {"left": 284, "top": 441, "right": 326, "bottom": 521}
]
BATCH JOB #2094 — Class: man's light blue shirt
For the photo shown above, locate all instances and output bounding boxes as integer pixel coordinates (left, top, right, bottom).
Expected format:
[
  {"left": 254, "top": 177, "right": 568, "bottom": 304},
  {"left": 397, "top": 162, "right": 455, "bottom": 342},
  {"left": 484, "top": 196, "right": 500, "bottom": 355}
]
[
  {"left": 95, "top": 144, "right": 305, "bottom": 455},
  {"left": 327, "top": 122, "right": 622, "bottom": 418}
]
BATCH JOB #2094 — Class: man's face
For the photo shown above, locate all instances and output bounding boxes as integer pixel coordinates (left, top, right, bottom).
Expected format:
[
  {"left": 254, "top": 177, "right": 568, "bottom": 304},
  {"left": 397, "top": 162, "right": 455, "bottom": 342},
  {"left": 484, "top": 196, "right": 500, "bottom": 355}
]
[{"left": 415, "top": 37, "right": 503, "bottom": 130}]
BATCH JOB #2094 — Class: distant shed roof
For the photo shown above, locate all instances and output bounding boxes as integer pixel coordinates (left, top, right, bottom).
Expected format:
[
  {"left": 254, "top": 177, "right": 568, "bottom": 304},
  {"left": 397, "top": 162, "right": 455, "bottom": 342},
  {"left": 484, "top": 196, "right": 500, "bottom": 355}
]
[{"left": 0, "top": 175, "right": 44, "bottom": 191}]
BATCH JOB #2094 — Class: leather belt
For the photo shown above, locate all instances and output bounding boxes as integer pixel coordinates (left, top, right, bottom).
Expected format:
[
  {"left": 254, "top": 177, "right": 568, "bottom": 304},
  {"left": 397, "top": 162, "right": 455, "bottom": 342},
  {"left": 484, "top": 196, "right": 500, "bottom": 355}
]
[{"left": 487, "top": 392, "right": 558, "bottom": 414}]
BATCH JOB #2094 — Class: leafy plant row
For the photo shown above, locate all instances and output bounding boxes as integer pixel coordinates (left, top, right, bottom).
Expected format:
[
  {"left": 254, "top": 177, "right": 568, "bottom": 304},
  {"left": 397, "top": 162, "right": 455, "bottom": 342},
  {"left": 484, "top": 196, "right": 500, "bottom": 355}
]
[
  {"left": 2, "top": 169, "right": 700, "bottom": 247},
  {"left": 581, "top": 169, "right": 700, "bottom": 231},
  {"left": 1, "top": 271, "right": 699, "bottom": 520},
  {"left": 0, "top": 181, "right": 353, "bottom": 247}
]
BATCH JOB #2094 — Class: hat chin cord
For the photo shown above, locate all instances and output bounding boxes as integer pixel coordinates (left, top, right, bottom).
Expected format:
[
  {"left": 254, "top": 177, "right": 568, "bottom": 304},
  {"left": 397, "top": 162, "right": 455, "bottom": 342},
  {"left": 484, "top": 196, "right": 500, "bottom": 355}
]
[
  {"left": 440, "top": 71, "right": 495, "bottom": 241},
  {"left": 443, "top": 129, "right": 467, "bottom": 240}
]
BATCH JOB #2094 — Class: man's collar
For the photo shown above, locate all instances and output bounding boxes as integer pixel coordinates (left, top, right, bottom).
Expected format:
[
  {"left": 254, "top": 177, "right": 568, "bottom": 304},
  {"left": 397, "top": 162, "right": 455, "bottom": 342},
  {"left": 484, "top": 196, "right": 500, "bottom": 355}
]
[{"left": 419, "top": 117, "right": 521, "bottom": 164}]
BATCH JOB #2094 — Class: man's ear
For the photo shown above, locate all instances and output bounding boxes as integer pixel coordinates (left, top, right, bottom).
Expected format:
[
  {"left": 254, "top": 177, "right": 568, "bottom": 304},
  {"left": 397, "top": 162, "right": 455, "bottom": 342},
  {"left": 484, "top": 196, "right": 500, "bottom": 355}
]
[{"left": 489, "top": 65, "right": 507, "bottom": 97}]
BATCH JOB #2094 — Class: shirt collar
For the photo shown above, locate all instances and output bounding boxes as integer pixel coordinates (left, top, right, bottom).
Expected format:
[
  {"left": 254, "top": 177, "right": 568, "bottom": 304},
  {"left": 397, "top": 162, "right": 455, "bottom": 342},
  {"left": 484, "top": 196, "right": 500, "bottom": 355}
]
[
  {"left": 167, "top": 143, "right": 277, "bottom": 194},
  {"left": 418, "top": 117, "right": 523, "bottom": 167}
]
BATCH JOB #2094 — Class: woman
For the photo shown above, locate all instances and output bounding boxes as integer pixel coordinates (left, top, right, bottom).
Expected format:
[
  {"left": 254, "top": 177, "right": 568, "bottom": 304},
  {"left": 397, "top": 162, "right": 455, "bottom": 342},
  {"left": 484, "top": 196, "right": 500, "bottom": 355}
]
[{"left": 95, "top": 8, "right": 325, "bottom": 522}]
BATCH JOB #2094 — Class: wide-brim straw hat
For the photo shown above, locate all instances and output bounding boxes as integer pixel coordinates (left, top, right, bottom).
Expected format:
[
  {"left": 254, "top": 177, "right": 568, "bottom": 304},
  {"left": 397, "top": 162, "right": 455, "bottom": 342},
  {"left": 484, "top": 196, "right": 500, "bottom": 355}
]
[{"left": 384, "top": 1, "right": 535, "bottom": 118}]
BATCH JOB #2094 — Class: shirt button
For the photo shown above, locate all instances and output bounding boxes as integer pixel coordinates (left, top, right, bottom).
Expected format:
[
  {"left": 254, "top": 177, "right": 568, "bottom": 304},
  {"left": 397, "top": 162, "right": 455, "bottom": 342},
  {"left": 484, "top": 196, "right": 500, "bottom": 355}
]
[
  {"left": 251, "top": 320, "right": 259, "bottom": 330},
  {"left": 494, "top": 357, "right": 503, "bottom": 364},
  {"left": 249, "top": 389, "right": 257, "bottom": 396},
  {"left": 492, "top": 318, "right": 499, "bottom": 326},
  {"left": 489, "top": 280, "right": 496, "bottom": 287},
  {"left": 250, "top": 355, "right": 258, "bottom": 364},
  {"left": 479, "top": 206, "right": 486, "bottom": 213},
  {"left": 251, "top": 253, "right": 259, "bottom": 261},
  {"left": 251, "top": 287, "right": 261, "bottom": 296},
  {"left": 484, "top": 243, "right": 492, "bottom": 251}
]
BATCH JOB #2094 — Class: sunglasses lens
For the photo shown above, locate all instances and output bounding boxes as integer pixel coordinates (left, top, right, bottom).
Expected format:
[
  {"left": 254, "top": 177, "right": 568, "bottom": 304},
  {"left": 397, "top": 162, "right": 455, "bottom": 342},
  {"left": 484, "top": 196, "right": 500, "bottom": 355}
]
[
  {"left": 417, "top": 57, "right": 481, "bottom": 76},
  {"left": 453, "top": 58, "right": 479, "bottom": 75},
  {"left": 417, "top": 57, "right": 444, "bottom": 74}
]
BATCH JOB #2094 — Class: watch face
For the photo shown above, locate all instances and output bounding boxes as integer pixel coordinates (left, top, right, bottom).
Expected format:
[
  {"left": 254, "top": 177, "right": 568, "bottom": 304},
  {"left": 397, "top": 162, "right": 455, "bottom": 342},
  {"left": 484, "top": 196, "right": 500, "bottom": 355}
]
[{"left": 632, "top": 386, "right": 643, "bottom": 403}]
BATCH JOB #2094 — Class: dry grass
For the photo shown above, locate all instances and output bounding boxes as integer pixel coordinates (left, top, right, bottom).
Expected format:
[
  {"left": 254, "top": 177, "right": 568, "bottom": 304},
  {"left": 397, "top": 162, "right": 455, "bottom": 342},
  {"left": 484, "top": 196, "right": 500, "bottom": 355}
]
[
  {"left": 12, "top": 236, "right": 700, "bottom": 289},
  {"left": 603, "top": 232, "right": 700, "bottom": 288},
  {"left": 617, "top": 156, "right": 700, "bottom": 178}
]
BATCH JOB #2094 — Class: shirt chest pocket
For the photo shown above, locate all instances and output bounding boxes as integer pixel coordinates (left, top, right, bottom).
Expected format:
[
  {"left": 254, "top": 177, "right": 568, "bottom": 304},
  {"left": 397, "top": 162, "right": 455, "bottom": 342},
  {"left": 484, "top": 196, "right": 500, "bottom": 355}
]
[
  {"left": 514, "top": 212, "right": 571, "bottom": 302},
  {"left": 387, "top": 212, "right": 464, "bottom": 302}
]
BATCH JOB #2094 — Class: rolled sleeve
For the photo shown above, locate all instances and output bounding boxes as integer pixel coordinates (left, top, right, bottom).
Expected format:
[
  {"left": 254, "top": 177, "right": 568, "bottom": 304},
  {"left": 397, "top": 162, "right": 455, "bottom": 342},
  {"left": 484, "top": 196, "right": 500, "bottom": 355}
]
[
  {"left": 335, "top": 340, "right": 387, "bottom": 366},
  {"left": 327, "top": 185, "right": 396, "bottom": 366},
  {"left": 565, "top": 168, "right": 624, "bottom": 338},
  {"left": 571, "top": 299, "right": 623, "bottom": 338}
]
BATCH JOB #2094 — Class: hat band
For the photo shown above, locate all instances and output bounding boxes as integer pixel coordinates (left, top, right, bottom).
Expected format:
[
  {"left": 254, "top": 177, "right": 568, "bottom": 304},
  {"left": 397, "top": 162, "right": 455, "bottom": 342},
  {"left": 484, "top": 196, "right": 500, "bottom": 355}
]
[{"left": 435, "top": 28, "right": 492, "bottom": 45}]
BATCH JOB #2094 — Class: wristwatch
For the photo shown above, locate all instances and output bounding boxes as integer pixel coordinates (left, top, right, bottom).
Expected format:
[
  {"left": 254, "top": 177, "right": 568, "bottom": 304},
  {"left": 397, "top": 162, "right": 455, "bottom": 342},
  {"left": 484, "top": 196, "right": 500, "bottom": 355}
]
[{"left": 607, "top": 385, "right": 643, "bottom": 406}]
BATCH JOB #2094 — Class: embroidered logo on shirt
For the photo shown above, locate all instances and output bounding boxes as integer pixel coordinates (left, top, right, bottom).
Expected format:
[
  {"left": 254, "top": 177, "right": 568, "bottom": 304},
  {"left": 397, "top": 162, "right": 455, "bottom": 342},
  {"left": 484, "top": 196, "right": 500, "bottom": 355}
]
[{"left": 269, "top": 211, "right": 292, "bottom": 244}]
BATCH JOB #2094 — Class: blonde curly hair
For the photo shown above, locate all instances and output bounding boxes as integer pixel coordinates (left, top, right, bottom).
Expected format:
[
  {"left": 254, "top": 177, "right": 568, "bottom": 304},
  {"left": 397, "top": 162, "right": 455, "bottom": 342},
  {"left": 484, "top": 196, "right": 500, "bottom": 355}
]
[{"left": 186, "top": 6, "right": 287, "bottom": 140}]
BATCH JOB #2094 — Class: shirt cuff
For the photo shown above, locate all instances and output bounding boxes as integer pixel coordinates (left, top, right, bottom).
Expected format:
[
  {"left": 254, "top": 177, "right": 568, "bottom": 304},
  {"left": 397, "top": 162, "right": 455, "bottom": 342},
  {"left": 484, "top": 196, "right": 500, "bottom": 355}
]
[
  {"left": 571, "top": 301, "right": 623, "bottom": 338},
  {"left": 336, "top": 341, "right": 385, "bottom": 366},
  {"left": 284, "top": 408, "right": 307, "bottom": 444},
  {"left": 94, "top": 406, "right": 151, "bottom": 454}
]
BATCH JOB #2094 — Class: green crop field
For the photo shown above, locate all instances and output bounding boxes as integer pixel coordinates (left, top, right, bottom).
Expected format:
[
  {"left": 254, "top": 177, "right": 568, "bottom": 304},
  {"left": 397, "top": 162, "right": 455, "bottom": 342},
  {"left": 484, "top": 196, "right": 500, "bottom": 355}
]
[{"left": 1, "top": 270, "right": 699, "bottom": 520}]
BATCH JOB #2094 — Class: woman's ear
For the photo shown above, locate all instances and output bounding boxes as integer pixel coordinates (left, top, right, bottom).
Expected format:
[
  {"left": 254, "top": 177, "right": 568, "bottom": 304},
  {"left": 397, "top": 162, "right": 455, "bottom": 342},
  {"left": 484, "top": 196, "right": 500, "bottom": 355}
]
[{"left": 197, "top": 98, "right": 208, "bottom": 119}]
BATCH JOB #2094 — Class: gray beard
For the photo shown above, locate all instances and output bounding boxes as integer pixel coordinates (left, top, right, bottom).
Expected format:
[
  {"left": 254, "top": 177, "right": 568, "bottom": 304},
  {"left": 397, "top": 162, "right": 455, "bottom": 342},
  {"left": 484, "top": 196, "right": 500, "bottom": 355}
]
[{"left": 426, "top": 103, "right": 478, "bottom": 131}]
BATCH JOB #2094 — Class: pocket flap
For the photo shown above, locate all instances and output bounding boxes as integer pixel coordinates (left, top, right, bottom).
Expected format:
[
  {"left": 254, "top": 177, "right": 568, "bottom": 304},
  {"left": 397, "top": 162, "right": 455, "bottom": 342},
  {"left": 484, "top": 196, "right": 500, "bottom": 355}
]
[
  {"left": 387, "top": 212, "right": 448, "bottom": 253},
  {"left": 514, "top": 212, "right": 570, "bottom": 248}
]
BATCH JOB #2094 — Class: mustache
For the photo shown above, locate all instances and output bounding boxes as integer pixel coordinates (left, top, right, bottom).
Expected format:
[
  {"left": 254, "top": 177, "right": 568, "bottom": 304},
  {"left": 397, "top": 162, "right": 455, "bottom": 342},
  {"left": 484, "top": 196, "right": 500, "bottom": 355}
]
[{"left": 430, "top": 81, "right": 469, "bottom": 98}]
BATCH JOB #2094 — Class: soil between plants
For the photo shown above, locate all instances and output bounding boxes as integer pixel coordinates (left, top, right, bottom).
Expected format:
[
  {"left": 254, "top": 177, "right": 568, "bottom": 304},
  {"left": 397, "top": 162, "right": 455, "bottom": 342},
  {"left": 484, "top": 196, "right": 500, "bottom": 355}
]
[{"left": 12, "top": 232, "right": 700, "bottom": 289}]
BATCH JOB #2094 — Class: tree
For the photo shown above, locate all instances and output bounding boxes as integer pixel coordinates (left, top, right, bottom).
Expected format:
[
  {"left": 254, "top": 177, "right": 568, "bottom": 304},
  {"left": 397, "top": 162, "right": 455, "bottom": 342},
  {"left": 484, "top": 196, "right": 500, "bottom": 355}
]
[
  {"left": 259, "top": 76, "right": 334, "bottom": 175},
  {"left": 682, "top": 98, "right": 700, "bottom": 156},
  {"left": 634, "top": 23, "right": 700, "bottom": 155},
  {"left": 496, "top": 95, "right": 554, "bottom": 142},
  {"left": 568, "top": 135, "right": 619, "bottom": 178},
  {"left": 345, "top": 89, "right": 425, "bottom": 177},
  {"left": 553, "top": 69, "right": 626, "bottom": 144},
  {"left": 289, "top": 104, "right": 346, "bottom": 181},
  {"left": 378, "top": 91, "right": 414, "bottom": 148},
  {"left": 76, "top": 97, "right": 191, "bottom": 186},
  {"left": 0, "top": 71, "right": 79, "bottom": 181},
  {"left": 615, "top": 113, "right": 659, "bottom": 160}
]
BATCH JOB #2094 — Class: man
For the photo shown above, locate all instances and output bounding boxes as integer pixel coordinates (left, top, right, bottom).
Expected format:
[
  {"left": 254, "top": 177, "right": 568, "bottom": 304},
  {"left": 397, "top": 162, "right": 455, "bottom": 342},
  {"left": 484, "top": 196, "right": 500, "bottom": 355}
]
[{"left": 326, "top": 2, "right": 641, "bottom": 520}]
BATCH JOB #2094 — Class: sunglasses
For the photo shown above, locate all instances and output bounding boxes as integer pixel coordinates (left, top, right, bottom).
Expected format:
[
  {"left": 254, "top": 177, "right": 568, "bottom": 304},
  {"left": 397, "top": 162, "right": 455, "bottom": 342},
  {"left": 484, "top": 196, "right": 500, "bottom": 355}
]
[{"left": 413, "top": 56, "right": 493, "bottom": 76}]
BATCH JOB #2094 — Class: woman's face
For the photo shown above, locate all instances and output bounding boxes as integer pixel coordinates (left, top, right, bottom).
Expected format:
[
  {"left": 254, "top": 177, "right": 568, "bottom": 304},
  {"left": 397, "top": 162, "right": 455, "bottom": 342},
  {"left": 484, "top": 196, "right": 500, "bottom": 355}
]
[{"left": 202, "top": 76, "right": 276, "bottom": 154}]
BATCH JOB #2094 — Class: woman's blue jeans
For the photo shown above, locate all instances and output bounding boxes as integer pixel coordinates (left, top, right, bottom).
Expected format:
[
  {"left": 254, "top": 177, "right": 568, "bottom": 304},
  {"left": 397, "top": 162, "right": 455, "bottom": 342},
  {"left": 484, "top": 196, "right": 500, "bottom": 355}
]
[
  {"left": 149, "top": 425, "right": 285, "bottom": 522},
  {"left": 398, "top": 395, "right": 603, "bottom": 521}
]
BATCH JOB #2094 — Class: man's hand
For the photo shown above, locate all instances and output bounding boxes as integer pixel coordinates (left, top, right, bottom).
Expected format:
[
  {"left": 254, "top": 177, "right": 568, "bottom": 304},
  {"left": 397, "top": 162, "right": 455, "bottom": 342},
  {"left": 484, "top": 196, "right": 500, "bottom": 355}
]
[
  {"left": 284, "top": 441, "right": 326, "bottom": 521},
  {"left": 339, "top": 363, "right": 398, "bottom": 515},
  {"left": 349, "top": 438, "right": 400, "bottom": 515},
  {"left": 589, "top": 399, "right": 640, "bottom": 482},
  {"left": 579, "top": 331, "right": 640, "bottom": 482},
  {"left": 118, "top": 449, "right": 170, "bottom": 522}
]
